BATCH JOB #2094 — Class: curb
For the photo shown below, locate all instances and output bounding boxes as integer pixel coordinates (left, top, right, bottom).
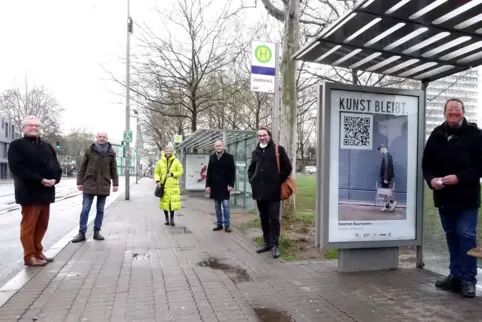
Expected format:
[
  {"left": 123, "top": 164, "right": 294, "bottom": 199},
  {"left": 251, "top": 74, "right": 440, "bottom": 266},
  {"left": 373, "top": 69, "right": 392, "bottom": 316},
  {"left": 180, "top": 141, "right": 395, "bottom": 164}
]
[{"left": 0, "top": 183, "right": 133, "bottom": 308}]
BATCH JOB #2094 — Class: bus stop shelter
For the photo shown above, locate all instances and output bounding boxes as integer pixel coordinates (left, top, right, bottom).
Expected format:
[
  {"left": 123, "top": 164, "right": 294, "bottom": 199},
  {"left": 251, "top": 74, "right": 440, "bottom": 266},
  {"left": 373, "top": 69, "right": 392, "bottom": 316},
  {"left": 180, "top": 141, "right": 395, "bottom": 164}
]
[
  {"left": 293, "top": 0, "right": 482, "bottom": 273},
  {"left": 177, "top": 129, "right": 257, "bottom": 210}
]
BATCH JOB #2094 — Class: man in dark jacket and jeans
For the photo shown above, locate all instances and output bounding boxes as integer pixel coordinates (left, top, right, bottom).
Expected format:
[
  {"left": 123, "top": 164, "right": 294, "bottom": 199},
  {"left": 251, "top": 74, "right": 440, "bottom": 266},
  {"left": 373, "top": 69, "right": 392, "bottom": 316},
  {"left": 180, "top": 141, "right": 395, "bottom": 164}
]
[
  {"left": 205, "top": 140, "right": 236, "bottom": 232},
  {"left": 248, "top": 127, "right": 292, "bottom": 258},
  {"left": 72, "top": 132, "right": 118, "bottom": 243},
  {"left": 422, "top": 98, "right": 482, "bottom": 298},
  {"left": 8, "top": 115, "right": 62, "bottom": 267}
]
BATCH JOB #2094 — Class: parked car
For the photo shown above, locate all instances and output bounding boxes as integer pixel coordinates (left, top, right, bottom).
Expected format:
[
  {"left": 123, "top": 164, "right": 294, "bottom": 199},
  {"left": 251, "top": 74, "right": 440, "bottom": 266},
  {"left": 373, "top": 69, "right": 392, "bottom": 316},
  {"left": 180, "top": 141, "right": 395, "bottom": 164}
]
[{"left": 305, "top": 166, "right": 316, "bottom": 174}]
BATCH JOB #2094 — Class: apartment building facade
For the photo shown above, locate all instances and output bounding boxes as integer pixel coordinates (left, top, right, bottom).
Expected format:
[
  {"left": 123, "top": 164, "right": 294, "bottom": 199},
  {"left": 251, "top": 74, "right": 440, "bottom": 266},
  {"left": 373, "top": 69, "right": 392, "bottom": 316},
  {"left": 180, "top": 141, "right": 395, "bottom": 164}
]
[
  {"left": 424, "top": 69, "right": 479, "bottom": 137},
  {"left": 0, "top": 118, "right": 21, "bottom": 179}
]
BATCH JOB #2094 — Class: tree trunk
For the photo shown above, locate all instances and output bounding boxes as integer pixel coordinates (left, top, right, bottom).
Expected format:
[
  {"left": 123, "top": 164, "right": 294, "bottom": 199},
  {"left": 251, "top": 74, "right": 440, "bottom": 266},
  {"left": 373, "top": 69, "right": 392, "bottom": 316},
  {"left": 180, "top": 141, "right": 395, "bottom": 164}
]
[
  {"left": 351, "top": 69, "right": 359, "bottom": 84},
  {"left": 279, "top": 0, "right": 299, "bottom": 221},
  {"left": 191, "top": 109, "right": 197, "bottom": 132}
]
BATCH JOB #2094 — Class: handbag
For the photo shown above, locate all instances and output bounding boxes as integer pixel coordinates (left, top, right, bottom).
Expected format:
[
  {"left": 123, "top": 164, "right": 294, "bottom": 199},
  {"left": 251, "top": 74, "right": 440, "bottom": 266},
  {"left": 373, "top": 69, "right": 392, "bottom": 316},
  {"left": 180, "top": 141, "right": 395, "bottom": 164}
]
[
  {"left": 275, "top": 144, "right": 296, "bottom": 201},
  {"left": 154, "top": 161, "right": 173, "bottom": 198}
]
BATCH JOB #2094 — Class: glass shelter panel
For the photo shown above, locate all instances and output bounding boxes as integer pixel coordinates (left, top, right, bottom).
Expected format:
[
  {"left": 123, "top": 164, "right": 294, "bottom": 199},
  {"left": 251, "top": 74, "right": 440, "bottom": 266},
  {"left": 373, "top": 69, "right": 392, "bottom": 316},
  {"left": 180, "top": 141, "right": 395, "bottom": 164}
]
[
  {"left": 422, "top": 186, "right": 482, "bottom": 279},
  {"left": 226, "top": 135, "right": 257, "bottom": 210}
]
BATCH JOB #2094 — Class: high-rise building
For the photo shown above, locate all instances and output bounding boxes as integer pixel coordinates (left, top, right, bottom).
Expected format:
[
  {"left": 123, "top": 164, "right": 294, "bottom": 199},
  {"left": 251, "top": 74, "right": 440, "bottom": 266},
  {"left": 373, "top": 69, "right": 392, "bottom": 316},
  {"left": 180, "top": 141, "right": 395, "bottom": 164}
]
[{"left": 424, "top": 69, "right": 479, "bottom": 138}]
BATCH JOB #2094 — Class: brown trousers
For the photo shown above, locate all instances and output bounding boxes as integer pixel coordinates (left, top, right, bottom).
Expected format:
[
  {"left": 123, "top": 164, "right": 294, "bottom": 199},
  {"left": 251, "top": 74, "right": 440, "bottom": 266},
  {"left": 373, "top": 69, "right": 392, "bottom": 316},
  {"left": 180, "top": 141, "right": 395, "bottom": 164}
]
[{"left": 20, "top": 205, "right": 50, "bottom": 261}]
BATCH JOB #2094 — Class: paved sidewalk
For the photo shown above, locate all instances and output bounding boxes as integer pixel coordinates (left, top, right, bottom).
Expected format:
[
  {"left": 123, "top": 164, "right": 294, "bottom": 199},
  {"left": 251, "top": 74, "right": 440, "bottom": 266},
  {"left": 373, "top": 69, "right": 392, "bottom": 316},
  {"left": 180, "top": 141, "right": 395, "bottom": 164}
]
[
  {"left": 1, "top": 179, "right": 482, "bottom": 321},
  {"left": 0, "top": 177, "right": 133, "bottom": 288}
]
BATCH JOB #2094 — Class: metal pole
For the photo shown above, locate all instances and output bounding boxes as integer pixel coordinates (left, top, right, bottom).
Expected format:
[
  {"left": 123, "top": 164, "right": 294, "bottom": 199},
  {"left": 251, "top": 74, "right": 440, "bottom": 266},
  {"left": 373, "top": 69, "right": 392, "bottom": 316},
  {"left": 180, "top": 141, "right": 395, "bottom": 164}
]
[
  {"left": 272, "top": 43, "right": 281, "bottom": 143},
  {"left": 135, "top": 115, "right": 140, "bottom": 184},
  {"left": 416, "top": 79, "right": 429, "bottom": 269},
  {"left": 125, "top": 0, "right": 131, "bottom": 200}
]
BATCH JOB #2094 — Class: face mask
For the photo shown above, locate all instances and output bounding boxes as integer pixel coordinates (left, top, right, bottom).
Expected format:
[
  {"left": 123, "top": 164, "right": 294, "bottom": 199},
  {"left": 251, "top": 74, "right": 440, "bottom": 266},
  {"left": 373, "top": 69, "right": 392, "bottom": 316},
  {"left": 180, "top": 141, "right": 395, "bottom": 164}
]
[{"left": 260, "top": 143, "right": 267, "bottom": 148}]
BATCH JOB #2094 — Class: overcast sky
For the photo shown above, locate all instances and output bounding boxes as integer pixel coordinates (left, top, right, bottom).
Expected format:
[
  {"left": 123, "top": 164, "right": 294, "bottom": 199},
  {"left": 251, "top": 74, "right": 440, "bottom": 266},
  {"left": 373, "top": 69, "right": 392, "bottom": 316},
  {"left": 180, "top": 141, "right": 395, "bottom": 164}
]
[
  {"left": 1, "top": 0, "right": 481, "bottom": 143},
  {"left": 0, "top": 0, "right": 266, "bottom": 142}
]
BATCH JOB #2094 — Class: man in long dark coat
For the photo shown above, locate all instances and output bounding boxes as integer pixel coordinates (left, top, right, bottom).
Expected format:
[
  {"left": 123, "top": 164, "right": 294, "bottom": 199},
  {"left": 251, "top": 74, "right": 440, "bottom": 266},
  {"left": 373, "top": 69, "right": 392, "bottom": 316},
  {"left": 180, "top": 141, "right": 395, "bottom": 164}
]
[
  {"left": 205, "top": 140, "right": 236, "bottom": 233},
  {"left": 248, "top": 127, "right": 292, "bottom": 258}
]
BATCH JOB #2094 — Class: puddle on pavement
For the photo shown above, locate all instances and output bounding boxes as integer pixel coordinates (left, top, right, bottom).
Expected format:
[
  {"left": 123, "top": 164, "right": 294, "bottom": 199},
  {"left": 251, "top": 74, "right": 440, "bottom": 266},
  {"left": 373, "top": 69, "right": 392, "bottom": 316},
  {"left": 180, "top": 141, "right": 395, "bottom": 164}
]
[
  {"left": 197, "top": 257, "right": 252, "bottom": 284},
  {"left": 132, "top": 252, "right": 150, "bottom": 260},
  {"left": 253, "top": 307, "right": 294, "bottom": 322}
]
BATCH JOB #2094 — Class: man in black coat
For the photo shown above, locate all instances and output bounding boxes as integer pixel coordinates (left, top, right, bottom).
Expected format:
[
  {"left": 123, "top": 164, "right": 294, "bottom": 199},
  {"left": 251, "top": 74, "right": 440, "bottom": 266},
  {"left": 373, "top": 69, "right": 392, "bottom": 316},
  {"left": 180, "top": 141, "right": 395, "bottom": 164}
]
[
  {"left": 8, "top": 115, "right": 62, "bottom": 267},
  {"left": 422, "top": 98, "right": 482, "bottom": 298},
  {"left": 205, "top": 140, "right": 236, "bottom": 232},
  {"left": 248, "top": 126, "right": 292, "bottom": 258},
  {"left": 378, "top": 144, "right": 397, "bottom": 212}
]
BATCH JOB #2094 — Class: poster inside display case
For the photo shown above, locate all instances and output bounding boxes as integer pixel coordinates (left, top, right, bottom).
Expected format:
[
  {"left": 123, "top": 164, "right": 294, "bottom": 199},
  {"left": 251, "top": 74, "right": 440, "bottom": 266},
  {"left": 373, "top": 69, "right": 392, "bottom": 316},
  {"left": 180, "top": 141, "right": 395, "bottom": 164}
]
[{"left": 320, "top": 85, "right": 422, "bottom": 245}]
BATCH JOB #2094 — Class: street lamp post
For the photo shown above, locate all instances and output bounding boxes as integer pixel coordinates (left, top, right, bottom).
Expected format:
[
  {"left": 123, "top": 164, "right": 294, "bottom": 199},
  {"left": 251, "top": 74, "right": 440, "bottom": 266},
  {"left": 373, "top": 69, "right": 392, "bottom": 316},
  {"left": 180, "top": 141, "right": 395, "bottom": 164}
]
[
  {"left": 125, "top": 0, "right": 132, "bottom": 200},
  {"left": 134, "top": 109, "right": 141, "bottom": 184}
]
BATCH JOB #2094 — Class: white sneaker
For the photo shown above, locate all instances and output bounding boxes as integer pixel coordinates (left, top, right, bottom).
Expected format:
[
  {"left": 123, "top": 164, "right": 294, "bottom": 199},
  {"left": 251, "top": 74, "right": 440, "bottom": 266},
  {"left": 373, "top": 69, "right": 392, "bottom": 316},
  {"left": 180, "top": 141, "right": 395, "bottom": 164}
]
[{"left": 389, "top": 201, "right": 398, "bottom": 212}]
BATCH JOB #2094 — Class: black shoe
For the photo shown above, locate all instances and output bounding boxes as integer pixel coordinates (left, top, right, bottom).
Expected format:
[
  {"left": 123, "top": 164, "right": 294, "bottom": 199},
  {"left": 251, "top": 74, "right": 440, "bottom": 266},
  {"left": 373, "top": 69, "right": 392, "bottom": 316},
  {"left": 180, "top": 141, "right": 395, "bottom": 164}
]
[
  {"left": 272, "top": 246, "right": 280, "bottom": 259},
  {"left": 71, "top": 232, "right": 86, "bottom": 243},
  {"left": 435, "top": 275, "right": 462, "bottom": 292},
  {"left": 256, "top": 243, "right": 271, "bottom": 254},
  {"left": 461, "top": 281, "right": 476, "bottom": 298},
  {"left": 165, "top": 221, "right": 170, "bottom": 225},
  {"left": 93, "top": 231, "right": 105, "bottom": 241},
  {"left": 213, "top": 226, "right": 223, "bottom": 231},
  {"left": 225, "top": 227, "right": 232, "bottom": 233},
  {"left": 169, "top": 220, "right": 175, "bottom": 226}
]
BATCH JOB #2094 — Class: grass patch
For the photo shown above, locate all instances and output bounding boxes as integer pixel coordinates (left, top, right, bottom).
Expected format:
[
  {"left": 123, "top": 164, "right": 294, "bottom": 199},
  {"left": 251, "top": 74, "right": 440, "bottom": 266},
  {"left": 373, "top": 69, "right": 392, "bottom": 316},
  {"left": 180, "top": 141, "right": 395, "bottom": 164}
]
[
  {"left": 235, "top": 174, "right": 472, "bottom": 262},
  {"left": 325, "top": 249, "right": 338, "bottom": 259},
  {"left": 292, "top": 174, "right": 482, "bottom": 262},
  {"left": 254, "top": 235, "right": 299, "bottom": 261},
  {"left": 238, "top": 217, "right": 260, "bottom": 231}
]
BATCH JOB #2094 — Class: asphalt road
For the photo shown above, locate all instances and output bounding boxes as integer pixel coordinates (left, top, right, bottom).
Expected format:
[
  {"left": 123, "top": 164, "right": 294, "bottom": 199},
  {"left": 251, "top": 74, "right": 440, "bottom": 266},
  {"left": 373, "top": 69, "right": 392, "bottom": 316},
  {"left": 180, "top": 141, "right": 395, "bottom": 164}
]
[
  {"left": 0, "top": 178, "right": 79, "bottom": 214},
  {"left": 0, "top": 176, "right": 136, "bottom": 287}
]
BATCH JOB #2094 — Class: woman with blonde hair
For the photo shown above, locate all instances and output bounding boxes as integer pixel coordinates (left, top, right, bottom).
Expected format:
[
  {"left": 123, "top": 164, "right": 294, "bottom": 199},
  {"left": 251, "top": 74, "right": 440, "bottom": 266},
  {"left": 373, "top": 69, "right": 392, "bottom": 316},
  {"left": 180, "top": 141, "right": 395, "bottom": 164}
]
[{"left": 154, "top": 145, "right": 184, "bottom": 226}]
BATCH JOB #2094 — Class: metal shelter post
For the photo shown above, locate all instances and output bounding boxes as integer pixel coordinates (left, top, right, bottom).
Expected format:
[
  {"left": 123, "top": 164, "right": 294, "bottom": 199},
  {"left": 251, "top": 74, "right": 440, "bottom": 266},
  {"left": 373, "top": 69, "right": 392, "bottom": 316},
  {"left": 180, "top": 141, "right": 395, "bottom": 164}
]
[
  {"left": 417, "top": 80, "right": 429, "bottom": 269},
  {"left": 124, "top": 0, "right": 131, "bottom": 200}
]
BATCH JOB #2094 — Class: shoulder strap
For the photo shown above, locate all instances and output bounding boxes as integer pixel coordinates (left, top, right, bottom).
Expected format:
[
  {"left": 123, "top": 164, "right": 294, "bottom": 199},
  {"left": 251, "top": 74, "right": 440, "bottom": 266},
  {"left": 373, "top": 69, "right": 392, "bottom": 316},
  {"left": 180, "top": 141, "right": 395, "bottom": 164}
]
[
  {"left": 275, "top": 144, "right": 280, "bottom": 174},
  {"left": 163, "top": 159, "right": 174, "bottom": 184}
]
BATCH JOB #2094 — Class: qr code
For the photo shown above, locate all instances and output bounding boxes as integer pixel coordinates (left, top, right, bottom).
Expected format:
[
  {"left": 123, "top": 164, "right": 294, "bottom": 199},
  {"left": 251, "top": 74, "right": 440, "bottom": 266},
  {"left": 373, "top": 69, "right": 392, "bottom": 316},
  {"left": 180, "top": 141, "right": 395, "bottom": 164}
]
[{"left": 340, "top": 112, "right": 373, "bottom": 150}]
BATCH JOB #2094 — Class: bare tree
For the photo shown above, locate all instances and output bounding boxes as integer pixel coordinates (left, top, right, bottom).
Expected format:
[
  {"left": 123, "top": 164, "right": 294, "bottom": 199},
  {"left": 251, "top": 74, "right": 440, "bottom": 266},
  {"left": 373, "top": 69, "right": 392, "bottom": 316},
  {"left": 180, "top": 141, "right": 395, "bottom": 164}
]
[
  {"left": 54, "top": 127, "right": 95, "bottom": 168},
  {"left": 0, "top": 82, "right": 63, "bottom": 140},
  {"left": 259, "top": 0, "right": 301, "bottom": 220},
  {"left": 124, "top": 0, "right": 249, "bottom": 132},
  {"left": 141, "top": 102, "right": 188, "bottom": 151}
]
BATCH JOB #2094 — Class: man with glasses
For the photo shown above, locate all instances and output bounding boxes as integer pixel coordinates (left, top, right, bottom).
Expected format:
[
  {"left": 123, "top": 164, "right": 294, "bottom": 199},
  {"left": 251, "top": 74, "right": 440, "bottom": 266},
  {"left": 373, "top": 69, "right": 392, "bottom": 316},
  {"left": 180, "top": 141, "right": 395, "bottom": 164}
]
[
  {"left": 248, "top": 126, "right": 292, "bottom": 258},
  {"left": 422, "top": 98, "right": 482, "bottom": 298},
  {"left": 8, "top": 115, "right": 62, "bottom": 266}
]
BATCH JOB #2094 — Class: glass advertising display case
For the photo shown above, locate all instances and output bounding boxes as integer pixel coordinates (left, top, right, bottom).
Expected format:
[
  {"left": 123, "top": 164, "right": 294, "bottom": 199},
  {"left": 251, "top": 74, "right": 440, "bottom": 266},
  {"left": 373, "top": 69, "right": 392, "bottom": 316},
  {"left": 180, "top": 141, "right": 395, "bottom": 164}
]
[{"left": 315, "top": 82, "right": 425, "bottom": 270}]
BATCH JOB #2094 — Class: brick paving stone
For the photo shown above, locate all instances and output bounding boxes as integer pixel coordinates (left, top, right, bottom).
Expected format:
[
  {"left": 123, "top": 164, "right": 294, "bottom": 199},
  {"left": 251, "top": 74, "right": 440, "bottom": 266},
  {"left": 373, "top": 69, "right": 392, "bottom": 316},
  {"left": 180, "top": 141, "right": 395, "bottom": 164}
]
[{"left": 2, "top": 179, "right": 482, "bottom": 321}]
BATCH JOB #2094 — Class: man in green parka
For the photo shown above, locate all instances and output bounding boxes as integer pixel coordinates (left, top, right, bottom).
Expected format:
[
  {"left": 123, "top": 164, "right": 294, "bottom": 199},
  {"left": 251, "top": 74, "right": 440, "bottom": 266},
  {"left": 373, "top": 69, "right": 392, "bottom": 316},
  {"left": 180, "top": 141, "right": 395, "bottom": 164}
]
[{"left": 72, "top": 132, "right": 119, "bottom": 242}]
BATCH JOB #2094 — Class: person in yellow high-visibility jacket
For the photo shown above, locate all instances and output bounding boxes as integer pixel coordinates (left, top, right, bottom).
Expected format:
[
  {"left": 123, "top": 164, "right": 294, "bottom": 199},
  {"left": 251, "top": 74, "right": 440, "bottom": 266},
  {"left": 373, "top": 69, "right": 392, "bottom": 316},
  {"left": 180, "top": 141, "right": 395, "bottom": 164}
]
[{"left": 153, "top": 145, "right": 184, "bottom": 226}]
